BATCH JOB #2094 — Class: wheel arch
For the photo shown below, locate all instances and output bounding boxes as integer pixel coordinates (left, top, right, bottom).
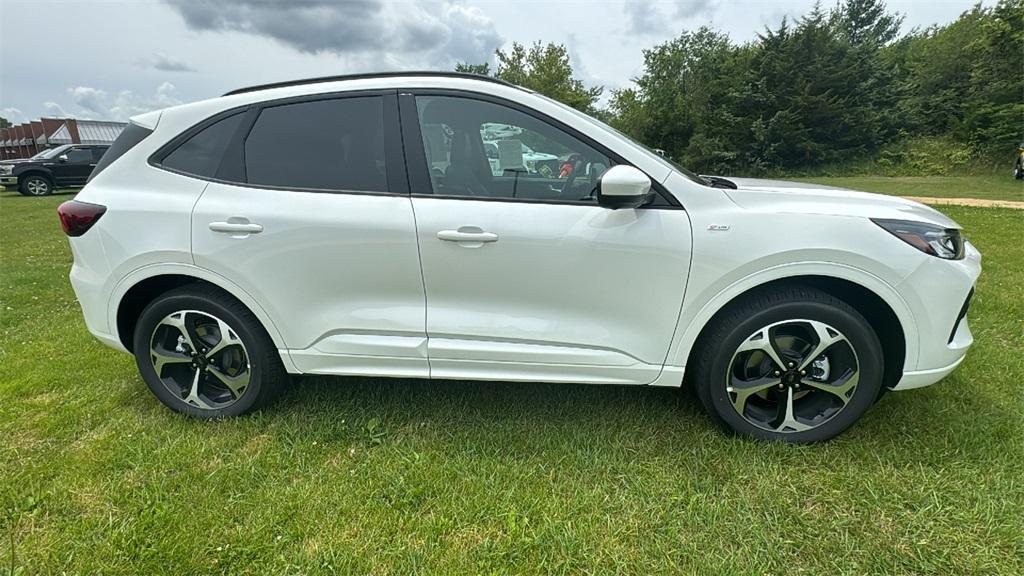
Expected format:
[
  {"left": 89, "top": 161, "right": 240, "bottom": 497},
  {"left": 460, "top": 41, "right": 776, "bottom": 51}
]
[
  {"left": 673, "top": 269, "right": 916, "bottom": 391},
  {"left": 17, "top": 169, "right": 53, "bottom": 184},
  {"left": 110, "top": 266, "right": 292, "bottom": 369}
]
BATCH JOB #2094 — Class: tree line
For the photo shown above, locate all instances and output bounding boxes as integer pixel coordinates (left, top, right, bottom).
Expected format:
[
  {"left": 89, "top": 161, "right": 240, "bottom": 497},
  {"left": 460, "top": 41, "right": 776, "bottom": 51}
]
[{"left": 459, "top": 0, "right": 1022, "bottom": 175}]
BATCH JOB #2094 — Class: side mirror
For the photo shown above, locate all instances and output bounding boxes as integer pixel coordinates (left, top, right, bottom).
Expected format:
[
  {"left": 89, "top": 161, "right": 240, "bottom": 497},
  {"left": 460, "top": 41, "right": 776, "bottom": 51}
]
[
  {"left": 58, "top": 154, "right": 68, "bottom": 163},
  {"left": 597, "top": 165, "right": 654, "bottom": 209}
]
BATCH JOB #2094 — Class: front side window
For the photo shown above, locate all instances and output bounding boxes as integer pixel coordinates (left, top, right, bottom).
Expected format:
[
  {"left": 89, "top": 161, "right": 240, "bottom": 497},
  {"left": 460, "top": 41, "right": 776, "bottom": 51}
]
[
  {"left": 161, "top": 112, "right": 244, "bottom": 178},
  {"left": 65, "top": 148, "right": 92, "bottom": 163},
  {"left": 414, "top": 95, "right": 611, "bottom": 203},
  {"left": 244, "top": 96, "right": 387, "bottom": 192}
]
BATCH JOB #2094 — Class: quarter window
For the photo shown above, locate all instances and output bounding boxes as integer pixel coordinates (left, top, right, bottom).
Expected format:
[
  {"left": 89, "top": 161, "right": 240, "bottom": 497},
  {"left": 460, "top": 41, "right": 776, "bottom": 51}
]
[
  {"left": 244, "top": 96, "right": 387, "bottom": 192},
  {"left": 161, "top": 112, "right": 244, "bottom": 178},
  {"left": 414, "top": 95, "right": 612, "bottom": 202}
]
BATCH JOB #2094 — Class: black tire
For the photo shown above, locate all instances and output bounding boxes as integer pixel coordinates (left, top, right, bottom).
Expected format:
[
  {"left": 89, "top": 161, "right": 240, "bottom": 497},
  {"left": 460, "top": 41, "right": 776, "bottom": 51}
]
[
  {"left": 19, "top": 174, "right": 53, "bottom": 196},
  {"left": 132, "top": 284, "right": 287, "bottom": 418},
  {"left": 691, "top": 286, "right": 883, "bottom": 443}
]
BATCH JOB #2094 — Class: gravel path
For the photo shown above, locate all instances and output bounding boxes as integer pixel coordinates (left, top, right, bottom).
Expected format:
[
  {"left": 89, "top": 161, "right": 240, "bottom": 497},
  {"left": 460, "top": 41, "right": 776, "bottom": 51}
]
[{"left": 905, "top": 196, "right": 1024, "bottom": 209}]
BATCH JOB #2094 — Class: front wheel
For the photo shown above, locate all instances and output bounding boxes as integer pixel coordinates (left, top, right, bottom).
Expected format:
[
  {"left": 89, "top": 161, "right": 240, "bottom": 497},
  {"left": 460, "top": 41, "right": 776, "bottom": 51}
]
[
  {"left": 132, "top": 285, "right": 287, "bottom": 418},
  {"left": 691, "top": 287, "right": 883, "bottom": 443}
]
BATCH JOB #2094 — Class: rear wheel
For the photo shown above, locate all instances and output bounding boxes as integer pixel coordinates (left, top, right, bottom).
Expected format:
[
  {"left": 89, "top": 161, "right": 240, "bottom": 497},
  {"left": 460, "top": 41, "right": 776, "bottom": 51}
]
[
  {"left": 19, "top": 174, "right": 53, "bottom": 196},
  {"left": 691, "top": 287, "right": 883, "bottom": 443},
  {"left": 132, "top": 285, "right": 286, "bottom": 418}
]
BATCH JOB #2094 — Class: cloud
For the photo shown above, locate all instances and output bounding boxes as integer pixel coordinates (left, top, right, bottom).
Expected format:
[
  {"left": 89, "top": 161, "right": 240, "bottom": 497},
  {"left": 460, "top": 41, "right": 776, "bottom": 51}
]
[
  {"left": 624, "top": 1, "right": 719, "bottom": 35},
  {"left": 1, "top": 107, "right": 25, "bottom": 122},
  {"left": 624, "top": 2, "right": 671, "bottom": 35},
  {"left": 136, "top": 51, "right": 196, "bottom": 72},
  {"left": 69, "top": 86, "right": 109, "bottom": 116},
  {"left": 162, "top": 0, "right": 501, "bottom": 67},
  {"left": 43, "top": 102, "right": 71, "bottom": 117},
  {"left": 53, "top": 83, "right": 183, "bottom": 121},
  {"left": 675, "top": 0, "right": 718, "bottom": 20}
]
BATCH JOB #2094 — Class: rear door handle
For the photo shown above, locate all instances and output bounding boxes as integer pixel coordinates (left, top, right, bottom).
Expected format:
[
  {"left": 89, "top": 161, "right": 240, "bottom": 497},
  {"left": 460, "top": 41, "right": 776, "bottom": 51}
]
[
  {"left": 209, "top": 220, "right": 263, "bottom": 234},
  {"left": 437, "top": 226, "right": 498, "bottom": 244}
]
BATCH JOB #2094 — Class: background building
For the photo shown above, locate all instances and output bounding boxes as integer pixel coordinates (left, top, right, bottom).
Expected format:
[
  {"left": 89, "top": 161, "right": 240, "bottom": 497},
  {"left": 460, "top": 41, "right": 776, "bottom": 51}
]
[{"left": 0, "top": 118, "right": 126, "bottom": 159}]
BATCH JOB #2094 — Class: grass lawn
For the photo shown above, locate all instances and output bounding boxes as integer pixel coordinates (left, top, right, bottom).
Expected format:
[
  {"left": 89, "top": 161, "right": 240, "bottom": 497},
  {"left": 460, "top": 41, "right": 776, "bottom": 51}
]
[
  {"left": 794, "top": 174, "right": 1024, "bottom": 202},
  {"left": 1, "top": 187, "right": 1022, "bottom": 574}
]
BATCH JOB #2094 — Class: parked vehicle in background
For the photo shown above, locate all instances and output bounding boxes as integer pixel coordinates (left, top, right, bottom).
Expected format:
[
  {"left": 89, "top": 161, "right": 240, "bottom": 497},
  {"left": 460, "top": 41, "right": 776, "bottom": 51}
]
[
  {"left": 0, "top": 144, "right": 109, "bottom": 196},
  {"left": 58, "top": 72, "right": 981, "bottom": 442}
]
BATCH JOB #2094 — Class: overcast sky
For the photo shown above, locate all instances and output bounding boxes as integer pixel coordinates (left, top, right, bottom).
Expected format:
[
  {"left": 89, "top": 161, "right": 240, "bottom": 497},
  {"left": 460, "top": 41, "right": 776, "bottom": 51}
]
[{"left": 0, "top": 0, "right": 985, "bottom": 123}]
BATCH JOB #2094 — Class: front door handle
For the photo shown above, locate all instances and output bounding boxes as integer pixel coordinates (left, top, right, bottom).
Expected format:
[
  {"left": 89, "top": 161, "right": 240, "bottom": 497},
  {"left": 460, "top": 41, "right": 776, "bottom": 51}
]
[
  {"left": 437, "top": 226, "right": 498, "bottom": 244},
  {"left": 209, "top": 220, "right": 263, "bottom": 234}
]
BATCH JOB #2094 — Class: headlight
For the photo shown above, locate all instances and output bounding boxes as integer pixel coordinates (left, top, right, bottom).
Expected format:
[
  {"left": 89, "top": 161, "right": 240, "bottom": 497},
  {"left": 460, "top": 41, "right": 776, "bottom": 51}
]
[
  {"left": 0, "top": 165, "right": 12, "bottom": 175},
  {"left": 872, "top": 218, "right": 965, "bottom": 260}
]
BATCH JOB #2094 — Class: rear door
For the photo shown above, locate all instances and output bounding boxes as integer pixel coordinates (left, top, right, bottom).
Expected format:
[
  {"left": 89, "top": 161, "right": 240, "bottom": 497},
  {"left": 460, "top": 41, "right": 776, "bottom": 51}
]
[{"left": 175, "top": 91, "right": 428, "bottom": 377}]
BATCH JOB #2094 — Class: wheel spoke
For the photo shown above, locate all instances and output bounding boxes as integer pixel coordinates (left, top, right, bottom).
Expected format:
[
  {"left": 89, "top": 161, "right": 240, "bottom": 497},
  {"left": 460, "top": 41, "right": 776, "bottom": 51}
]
[
  {"left": 775, "top": 387, "right": 812, "bottom": 433},
  {"left": 150, "top": 346, "right": 191, "bottom": 376},
  {"left": 204, "top": 316, "right": 243, "bottom": 359},
  {"left": 182, "top": 368, "right": 213, "bottom": 409},
  {"left": 802, "top": 369, "right": 859, "bottom": 406},
  {"left": 736, "top": 328, "right": 787, "bottom": 371},
  {"left": 207, "top": 365, "right": 250, "bottom": 398},
  {"left": 728, "top": 376, "right": 782, "bottom": 413},
  {"left": 799, "top": 320, "right": 847, "bottom": 370},
  {"left": 158, "top": 312, "right": 199, "bottom": 353}
]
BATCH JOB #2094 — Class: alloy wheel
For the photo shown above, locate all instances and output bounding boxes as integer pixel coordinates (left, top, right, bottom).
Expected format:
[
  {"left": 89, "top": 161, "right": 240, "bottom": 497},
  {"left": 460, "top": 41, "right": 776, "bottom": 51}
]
[
  {"left": 149, "top": 310, "right": 251, "bottom": 410},
  {"left": 25, "top": 178, "right": 50, "bottom": 195},
  {"left": 725, "top": 319, "right": 859, "bottom": 433}
]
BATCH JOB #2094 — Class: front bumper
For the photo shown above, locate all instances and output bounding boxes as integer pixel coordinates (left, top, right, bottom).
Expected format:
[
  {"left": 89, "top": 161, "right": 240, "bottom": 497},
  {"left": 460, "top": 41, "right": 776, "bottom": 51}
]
[
  {"left": 0, "top": 176, "right": 18, "bottom": 186},
  {"left": 892, "top": 240, "right": 981, "bottom": 390}
]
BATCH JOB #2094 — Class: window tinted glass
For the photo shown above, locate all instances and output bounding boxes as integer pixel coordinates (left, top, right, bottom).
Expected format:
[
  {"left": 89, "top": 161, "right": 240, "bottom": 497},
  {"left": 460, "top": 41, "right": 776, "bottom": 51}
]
[
  {"left": 90, "top": 124, "right": 151, "bottom": 182},
  {"left": 161, "top": 112, "right": 244, "bottom": 178},
  {"left": 244, "top": 96, "right": 387, "bottom": 192},
  {"left": 414, "top": 95, "right": 611, "bottom": 203},
  {"left": 91, "top": 147, "right": 107, "bottom": 162},
  {"left": 66, "top": 148, "right": 92, "bottom": 163}
]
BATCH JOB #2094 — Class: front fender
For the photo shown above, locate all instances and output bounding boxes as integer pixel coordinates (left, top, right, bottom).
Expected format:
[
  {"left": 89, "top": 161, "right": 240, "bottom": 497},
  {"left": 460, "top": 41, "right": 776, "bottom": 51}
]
[{"left": 666, "top": 261, "right": 919, "bottom": 372}]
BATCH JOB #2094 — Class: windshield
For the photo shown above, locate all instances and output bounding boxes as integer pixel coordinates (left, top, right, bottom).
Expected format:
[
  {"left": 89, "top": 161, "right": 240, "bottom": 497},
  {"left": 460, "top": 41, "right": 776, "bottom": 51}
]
[
  {"left": 32, "top": 145, "right": 71, "bottom": 160},
  {"left": 532, "top": 93, "right": 710, "bottom": 186}
]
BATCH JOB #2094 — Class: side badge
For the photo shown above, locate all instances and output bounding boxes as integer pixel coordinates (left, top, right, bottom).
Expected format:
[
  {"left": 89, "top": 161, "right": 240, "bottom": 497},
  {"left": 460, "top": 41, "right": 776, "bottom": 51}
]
[{"left": 707, "top": 224, "right": 731, "bottom": 231}]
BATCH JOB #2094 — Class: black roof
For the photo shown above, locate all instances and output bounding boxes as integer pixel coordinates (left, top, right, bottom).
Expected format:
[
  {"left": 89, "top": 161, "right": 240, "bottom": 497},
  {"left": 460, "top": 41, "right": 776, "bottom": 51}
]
[{"left": 223, "top": 71, "right": 519, "bottom": 97}]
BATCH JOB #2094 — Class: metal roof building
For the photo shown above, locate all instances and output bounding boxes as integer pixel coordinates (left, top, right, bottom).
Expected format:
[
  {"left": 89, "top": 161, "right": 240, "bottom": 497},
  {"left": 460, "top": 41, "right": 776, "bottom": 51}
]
[{"left": 0, "top": 117, "right": 127, "bottom": 159}]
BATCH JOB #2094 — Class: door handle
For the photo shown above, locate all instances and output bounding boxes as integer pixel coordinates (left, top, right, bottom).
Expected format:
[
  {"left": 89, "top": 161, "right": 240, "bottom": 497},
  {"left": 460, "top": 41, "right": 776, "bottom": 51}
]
[
  {"left": 437, "top": 227, "right": 498, "bottom": 244},
  {"left": 209, "top": 220, "right": 263, "bottom": 234}
]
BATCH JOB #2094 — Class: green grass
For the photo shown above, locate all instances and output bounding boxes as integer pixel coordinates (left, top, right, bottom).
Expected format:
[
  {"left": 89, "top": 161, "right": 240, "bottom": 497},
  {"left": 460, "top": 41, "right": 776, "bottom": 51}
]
[
  {"left": 794, "top": 174, "right": 1024, "bottom": 202},
  {"left": 1, "top": 186, "right": 1022, "bottom": 574}
]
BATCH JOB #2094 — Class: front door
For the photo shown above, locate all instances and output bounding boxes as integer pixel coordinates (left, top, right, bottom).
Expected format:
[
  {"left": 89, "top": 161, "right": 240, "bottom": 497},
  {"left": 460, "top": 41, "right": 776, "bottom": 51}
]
[
  {"left": 403, "top": 93, "right": 693, "bottom": 384},
  {"left": 182, "top": 92, "right": 428, "bottom": 377},
  {"left": 54, "top": 146, "right": 95, "bottom": 186}
]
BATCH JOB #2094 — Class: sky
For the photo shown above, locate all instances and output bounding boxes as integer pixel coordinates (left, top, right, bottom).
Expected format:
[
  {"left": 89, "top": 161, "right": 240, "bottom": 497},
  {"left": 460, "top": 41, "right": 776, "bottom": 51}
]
[{"left": 0, "top": 0, "right": 987, "bottom": 123}]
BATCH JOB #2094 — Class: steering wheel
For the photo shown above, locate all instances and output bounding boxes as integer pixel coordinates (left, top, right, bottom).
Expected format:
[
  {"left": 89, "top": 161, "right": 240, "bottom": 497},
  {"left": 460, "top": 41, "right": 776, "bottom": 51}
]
[{"left": 561, "top": 159, "right": 583, "bottom": 199}]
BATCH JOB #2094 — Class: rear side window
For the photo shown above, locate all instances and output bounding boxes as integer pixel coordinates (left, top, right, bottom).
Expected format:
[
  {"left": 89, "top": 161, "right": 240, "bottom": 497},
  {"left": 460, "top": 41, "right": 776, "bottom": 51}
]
[
  {"left": 89, "top": 123, "right": 151, "bottom": 182},
  {"left": 161, "top": 112, "right": 244, "bottom": 178},
  {"left": 244, "top": 96, "right": 387, "bottom": 192}
]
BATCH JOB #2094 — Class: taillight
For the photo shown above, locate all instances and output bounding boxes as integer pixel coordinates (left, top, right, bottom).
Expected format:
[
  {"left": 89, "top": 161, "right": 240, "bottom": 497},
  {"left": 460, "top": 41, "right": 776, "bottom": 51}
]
[{"left": 57, "top": 200, "right": 106, "bottom": 237}]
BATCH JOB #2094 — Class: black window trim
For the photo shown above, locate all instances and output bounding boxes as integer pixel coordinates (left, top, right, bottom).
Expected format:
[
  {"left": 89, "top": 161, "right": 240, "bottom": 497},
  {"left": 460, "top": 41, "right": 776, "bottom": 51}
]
[
  {"left": 397, "top": 89, "right": 683, "bottom": 210},
  {"left": 148, "top": 89, "right": 409, "bottom": 197}
]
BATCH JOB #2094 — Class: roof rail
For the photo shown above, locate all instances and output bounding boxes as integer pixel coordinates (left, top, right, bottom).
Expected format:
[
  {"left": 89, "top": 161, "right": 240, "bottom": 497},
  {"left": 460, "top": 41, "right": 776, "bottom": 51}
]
[{"left": 223, "top": 71, "right": 519, "bottom": 97}]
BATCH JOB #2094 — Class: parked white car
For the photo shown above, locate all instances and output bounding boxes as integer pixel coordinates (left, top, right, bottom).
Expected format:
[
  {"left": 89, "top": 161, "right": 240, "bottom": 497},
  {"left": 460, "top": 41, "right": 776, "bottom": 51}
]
[{"left": 59, "top": 72, "right": 980, "bottom": 442}]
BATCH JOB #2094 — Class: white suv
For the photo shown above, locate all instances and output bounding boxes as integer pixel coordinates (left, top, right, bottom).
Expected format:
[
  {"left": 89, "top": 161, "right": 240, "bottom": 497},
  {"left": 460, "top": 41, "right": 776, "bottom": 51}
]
[{"left": 59, "top": 72, "right": 980, "bottom": 442}]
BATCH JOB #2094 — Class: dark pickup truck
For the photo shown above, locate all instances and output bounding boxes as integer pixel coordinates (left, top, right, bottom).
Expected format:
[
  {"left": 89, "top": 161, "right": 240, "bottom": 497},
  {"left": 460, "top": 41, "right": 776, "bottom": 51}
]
[{"left": 0, "top": 144, "right": 109, "bottom": 196}]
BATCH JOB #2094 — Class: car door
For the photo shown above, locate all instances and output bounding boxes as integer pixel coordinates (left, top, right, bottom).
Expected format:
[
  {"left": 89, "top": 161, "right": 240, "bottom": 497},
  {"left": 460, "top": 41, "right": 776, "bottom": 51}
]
[
  {"left": 56, "top": 146, "right": 95, "bottom": 186},
  {"left": 401, "top": 93, "right": 693, "bottom": 385},
  {"left": 175, "top": 91, "right": 428, "bottom": 377}
]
